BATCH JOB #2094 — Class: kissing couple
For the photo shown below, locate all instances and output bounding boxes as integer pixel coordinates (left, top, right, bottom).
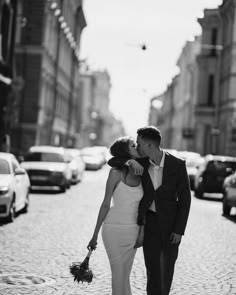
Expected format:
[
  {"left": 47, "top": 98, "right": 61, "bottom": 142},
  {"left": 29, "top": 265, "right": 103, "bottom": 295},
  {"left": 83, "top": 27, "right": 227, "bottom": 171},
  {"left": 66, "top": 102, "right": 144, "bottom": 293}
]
[{"left": 88, "top": 125, "right": 191, "bottom": 295}]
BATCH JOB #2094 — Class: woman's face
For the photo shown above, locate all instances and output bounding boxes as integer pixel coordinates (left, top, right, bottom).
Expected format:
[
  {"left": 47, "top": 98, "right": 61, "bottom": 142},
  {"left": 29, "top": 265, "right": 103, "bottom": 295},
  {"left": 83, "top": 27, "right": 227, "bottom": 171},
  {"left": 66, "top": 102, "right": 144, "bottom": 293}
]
[{"left": 128, "top": 139, "right": 140, "bottom": 158}]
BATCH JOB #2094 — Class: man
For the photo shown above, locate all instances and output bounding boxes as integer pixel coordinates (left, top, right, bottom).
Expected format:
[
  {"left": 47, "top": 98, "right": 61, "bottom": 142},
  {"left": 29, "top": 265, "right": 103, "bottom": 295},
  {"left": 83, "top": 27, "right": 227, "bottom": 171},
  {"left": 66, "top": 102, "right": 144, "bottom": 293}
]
[{"left": 108, "top": 126, "right": 191, "bottom": 295}]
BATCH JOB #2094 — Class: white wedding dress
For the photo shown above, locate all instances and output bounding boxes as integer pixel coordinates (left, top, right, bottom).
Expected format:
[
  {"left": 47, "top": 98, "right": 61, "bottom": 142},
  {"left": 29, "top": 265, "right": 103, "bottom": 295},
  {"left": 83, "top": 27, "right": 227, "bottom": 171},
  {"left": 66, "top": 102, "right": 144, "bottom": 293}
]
[{"left": 102, "top": 179, "right": 143, "bottom": 295}]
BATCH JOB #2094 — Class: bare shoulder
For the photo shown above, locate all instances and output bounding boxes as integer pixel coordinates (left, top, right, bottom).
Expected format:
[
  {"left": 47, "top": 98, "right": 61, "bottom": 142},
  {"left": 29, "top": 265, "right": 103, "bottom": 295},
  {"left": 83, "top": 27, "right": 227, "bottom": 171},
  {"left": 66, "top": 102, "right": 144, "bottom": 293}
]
[{"left": 108, "top": 167, "right": 121, "bottom": 180}]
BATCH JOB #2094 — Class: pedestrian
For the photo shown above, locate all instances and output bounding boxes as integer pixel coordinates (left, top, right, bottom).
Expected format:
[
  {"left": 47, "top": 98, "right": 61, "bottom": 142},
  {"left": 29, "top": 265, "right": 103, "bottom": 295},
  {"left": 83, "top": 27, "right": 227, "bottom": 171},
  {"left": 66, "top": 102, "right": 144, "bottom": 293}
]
[
  {"left": 87, "top": 136, "right": 144, "bottom": 295},
  {"left": 108, "top": 126, "right": 191, "bottom": 295}
]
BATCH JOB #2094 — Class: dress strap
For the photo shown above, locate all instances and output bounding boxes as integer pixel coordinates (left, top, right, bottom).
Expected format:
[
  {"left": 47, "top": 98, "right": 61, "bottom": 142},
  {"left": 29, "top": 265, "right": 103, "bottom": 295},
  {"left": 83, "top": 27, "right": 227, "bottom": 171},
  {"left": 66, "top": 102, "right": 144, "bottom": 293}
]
[{"left": 120, "top": 167, "right": 128, "bottom": 184}]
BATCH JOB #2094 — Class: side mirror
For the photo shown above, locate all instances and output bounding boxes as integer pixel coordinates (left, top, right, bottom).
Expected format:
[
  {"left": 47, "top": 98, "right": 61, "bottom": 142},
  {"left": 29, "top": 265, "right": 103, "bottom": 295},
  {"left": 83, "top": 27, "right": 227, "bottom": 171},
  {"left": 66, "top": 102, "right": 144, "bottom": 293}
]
[
  {"left": 17, "top": 156, "right": 24, "bottom": 163},
  {"left": 15, "top": 167, "right": 26, "bottom": 175}
]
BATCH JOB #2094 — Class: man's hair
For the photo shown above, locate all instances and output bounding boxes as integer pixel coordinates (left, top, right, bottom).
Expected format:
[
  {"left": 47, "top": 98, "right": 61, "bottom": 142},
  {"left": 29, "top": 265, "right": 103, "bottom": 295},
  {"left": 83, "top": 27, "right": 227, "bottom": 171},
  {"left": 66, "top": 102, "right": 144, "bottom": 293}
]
[
  {"left": 137, "top": 126, "right": 162, "bottom": 146},
  {"left": 110, "top": 136, "right": 132, "bottom": 158}
]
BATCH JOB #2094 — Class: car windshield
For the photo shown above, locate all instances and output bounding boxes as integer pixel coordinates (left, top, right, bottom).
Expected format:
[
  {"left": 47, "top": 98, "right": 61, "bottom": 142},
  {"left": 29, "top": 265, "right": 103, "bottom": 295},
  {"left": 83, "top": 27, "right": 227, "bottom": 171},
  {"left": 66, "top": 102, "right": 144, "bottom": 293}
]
[
  {"left": 0, "top": 159, "right": 10, "bottom": 174},
  {"left": 206, "top": 160, "right": 236, "bottom": 172},
  {"left": 24, "top": 152, "right": 64, "bottom": 163}
]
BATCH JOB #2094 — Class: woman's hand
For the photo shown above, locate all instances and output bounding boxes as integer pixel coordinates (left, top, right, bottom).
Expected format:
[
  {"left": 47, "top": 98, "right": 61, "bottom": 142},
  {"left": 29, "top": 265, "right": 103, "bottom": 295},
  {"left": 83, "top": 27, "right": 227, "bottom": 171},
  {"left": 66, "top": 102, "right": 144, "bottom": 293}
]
[
  {"left": 134, "top": 226, "right": 144, "bottom": 249},
  {"left": 134, "top": 236, "right": 143, "bottom": 249},
  {"left": 87, "top": 235, "right": 98, "bottom": 251}
]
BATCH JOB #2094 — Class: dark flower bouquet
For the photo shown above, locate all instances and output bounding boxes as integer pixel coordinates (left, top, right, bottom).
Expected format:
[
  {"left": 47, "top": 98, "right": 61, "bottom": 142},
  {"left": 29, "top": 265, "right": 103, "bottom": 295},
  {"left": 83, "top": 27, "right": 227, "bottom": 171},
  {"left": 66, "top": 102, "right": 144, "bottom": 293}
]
[{"left": 69, "top": 249, "right": 94, "bottom": 284}]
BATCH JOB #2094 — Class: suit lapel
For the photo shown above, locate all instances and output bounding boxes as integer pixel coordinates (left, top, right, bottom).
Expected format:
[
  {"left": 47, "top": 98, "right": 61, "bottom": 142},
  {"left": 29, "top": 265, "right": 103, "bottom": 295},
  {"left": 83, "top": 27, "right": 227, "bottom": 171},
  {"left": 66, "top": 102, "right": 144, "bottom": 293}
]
[
  {"left": 142, "top": 153, "right": 174, "bottom": 193},
  {"left": 156, "top": 152, "right": 173, "bottom": 192}
]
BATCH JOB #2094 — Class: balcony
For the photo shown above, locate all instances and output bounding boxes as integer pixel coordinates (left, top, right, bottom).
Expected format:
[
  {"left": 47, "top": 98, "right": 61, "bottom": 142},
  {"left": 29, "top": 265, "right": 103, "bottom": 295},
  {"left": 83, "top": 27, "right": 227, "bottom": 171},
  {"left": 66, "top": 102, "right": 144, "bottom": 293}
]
[{"left": 194, "top": 104, "right": 215, "bottom": 117}]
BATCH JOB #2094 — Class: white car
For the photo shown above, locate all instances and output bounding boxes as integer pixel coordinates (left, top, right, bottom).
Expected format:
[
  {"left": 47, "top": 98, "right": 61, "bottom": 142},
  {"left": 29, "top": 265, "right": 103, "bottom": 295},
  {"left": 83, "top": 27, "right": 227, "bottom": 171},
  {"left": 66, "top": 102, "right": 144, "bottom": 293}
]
[
  {"left": 81, "top": 147, "right": 105, "bottom": 170},
  {"left": 21, "top": 146, "right": 72, "bottom": 192},
  {"left": 66, "top": 149, "right": 85, "bottom": 184},
  {"left": 177, "top": 151, "right": 204, "bottom": 190},
  {"left": 0, "top": 152, "right": 30, "bottom": 222}
]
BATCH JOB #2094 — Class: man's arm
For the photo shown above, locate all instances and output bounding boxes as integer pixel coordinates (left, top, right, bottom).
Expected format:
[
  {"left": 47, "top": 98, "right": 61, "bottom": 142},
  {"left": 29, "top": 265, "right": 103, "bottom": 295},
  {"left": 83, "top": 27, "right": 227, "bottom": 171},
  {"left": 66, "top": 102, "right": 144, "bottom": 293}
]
[
  {"left": 107, "top": 157, "right": 130, "bottom": 168},
  {"left": 174, "top": 160, "right": 191, "bottom": 235}
]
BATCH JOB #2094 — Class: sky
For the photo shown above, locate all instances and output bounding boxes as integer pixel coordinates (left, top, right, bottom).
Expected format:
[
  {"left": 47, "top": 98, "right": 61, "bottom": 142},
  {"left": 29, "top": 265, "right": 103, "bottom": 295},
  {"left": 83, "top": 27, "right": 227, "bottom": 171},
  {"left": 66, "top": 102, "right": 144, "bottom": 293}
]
[{"left": 80, "top": 0, "right": 223, "bottom": 137}]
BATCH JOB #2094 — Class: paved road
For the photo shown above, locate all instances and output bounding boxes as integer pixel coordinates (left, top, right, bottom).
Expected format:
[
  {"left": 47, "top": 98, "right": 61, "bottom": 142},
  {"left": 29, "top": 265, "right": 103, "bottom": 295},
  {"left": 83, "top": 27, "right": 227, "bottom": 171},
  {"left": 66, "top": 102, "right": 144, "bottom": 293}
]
[{"left": 0, "top": 165, "right": 236, "bottom": 295}]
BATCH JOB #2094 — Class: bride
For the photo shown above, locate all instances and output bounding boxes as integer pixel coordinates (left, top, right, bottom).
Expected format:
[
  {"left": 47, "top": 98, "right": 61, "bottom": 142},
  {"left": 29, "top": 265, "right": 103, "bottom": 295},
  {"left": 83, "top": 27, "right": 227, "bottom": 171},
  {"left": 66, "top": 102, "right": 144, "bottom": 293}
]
[{"left": 87, "top": 136, "right": 144, "bottom": 295}]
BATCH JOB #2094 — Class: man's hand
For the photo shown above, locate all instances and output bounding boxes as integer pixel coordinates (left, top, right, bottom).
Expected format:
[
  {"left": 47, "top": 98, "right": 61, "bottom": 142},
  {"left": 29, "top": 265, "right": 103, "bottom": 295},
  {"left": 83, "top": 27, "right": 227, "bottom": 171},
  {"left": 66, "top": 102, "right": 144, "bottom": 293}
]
[
  {"left": 129, "top": 159, "right": 144, "bottom": 175},
  {"left": 169, "top": 232, "right": 182, "bottom": 244}
]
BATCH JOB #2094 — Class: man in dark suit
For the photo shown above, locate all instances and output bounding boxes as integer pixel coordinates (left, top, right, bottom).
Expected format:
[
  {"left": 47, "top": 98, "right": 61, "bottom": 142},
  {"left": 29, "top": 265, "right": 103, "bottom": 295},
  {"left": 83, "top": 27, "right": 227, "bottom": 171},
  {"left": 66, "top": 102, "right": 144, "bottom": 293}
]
[{"left": 108, "top": 126, "right": 191, "bottom": 295}]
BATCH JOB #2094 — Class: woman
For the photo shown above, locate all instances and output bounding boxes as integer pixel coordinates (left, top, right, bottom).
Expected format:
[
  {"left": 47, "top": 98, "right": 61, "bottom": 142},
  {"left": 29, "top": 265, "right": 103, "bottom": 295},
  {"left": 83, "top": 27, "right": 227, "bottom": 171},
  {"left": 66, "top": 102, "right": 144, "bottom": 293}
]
[{"left": 87, "top": 136, "right": 144, "bottom": 295}]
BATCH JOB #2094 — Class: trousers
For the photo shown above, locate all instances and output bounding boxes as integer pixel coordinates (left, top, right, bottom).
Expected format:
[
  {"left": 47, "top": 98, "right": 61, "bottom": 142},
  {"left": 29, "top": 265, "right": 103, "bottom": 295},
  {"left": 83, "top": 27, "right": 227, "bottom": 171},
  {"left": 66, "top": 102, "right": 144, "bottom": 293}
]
[{"left": 143, "top": 211, "right": 179, "bottom": 295}]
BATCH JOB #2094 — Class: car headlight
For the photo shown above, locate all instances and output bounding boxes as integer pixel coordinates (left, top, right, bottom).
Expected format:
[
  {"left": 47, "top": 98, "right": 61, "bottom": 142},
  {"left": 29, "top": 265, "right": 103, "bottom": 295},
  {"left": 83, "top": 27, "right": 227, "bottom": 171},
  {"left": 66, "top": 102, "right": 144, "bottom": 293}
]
[{"left": 0, "top": 186, "right": 9, "bottom": 195}]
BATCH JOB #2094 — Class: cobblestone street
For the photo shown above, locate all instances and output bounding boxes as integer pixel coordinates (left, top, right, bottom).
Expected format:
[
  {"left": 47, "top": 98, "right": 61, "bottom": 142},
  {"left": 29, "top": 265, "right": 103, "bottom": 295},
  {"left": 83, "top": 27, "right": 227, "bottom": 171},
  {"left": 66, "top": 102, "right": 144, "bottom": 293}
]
[{"left": 0, "top": 165, "right": 236, "bottom": 295}]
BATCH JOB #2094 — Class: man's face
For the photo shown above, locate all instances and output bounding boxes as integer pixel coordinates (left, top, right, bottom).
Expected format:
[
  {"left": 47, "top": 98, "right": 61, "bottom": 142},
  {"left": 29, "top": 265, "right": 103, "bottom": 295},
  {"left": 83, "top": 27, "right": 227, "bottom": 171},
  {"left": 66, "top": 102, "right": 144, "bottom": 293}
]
[{"left": 136, "top": 135, "right": 150, "bottom": 157}]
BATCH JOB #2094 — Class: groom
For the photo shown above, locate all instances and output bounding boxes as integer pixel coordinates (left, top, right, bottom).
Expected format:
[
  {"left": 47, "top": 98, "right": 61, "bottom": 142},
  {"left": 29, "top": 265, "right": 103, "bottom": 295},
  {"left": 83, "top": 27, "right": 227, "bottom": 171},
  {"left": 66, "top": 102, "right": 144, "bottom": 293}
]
[{"left": 108, "top": 126, "right": 191, "bottom": 295}]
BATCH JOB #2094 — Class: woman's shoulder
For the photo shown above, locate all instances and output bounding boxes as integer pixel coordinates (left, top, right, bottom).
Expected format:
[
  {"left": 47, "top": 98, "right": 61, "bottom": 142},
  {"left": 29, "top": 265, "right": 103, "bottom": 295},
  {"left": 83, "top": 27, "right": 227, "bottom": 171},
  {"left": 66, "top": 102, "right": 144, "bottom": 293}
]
[{"left": 108, "top": 167, "right": 122, "bottom": 178}]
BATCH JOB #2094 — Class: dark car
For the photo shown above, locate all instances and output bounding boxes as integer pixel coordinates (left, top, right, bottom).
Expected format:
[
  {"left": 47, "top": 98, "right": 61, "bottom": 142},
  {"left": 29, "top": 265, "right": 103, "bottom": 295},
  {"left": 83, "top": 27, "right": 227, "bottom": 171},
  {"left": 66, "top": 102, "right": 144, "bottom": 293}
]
[
  {"left": 194, "top": 155, "right": 236, "bottom": 198},
  {"left": 222, "top": 171, "right": 236, "bottom": 216}
]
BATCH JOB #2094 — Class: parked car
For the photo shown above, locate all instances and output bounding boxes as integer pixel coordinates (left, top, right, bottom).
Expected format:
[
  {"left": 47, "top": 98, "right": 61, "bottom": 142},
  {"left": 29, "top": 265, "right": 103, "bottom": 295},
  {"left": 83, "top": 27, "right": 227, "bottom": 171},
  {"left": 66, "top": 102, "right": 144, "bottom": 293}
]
[
  {"left": 194, "top": 155, "right": 236, "bottom": 198},
  {"left": 164, "top": 149, "right": 179, "bottom": 156},
  {"left": 177, "top": 151, "right": 204, "bottom": 190},
  {"left": 66, "top": 148, "right": 85, "bottom": 184},
  {"left": 81, "top": 147, "right": 105, "bottom": 170},
  {"left": 21, "top": 146, "right": 72, "bottom": 192},
  {"left": 222, "top": 171, "right": 236, "bottom": 215},
  {"left": 90, "top": 146, "right": 109, "bottom": 164},
  {"left": 0, "top": 152, "right": 30, "bottom": 222}
]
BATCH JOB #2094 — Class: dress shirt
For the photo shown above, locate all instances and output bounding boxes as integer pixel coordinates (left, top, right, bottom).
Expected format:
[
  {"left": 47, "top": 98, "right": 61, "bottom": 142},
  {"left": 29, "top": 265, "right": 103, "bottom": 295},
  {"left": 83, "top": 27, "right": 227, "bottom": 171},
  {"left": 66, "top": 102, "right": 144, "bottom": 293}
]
[{"left": 148, "top": 151, "right": 165, "bottom": 212}]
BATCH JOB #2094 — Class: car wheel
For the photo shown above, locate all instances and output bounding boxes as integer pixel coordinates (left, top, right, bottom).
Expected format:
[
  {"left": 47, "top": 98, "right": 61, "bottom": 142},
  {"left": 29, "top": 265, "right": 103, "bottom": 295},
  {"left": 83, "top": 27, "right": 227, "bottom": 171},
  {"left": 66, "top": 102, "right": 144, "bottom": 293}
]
[
  {"left": 6, "top": 199, "right": 16, "bottom": 223},
  {"left": 222, "top": 194, "right": 231, "bottom": 216},
  {"left": 22, "top": 191, "right": 30, "bottom": 214},
  {"left": 60, "top": 185, "right": 66, "bottom": 193},
  {"left": 195, "top": 186, "right": 204, "bottom": 199}
]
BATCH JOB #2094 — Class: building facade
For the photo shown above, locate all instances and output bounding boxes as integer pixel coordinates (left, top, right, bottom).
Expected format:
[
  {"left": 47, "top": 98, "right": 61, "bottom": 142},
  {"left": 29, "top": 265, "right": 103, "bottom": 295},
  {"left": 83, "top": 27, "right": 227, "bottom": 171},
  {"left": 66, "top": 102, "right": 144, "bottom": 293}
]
[
  {"left": 150, "top": 37, "right": 200, "bottom": 151},
  {"left": 195, "top": 9, "right": 222, "bottom": 155},
  {"left": 217, "top": 0, "right": 236, "bottom": 156},
  {"left": 0, "top": 0, "right": 17, "bottom": 152},
  {"left": 196, "top": 2, "right": 236, "bottom": 156},
  {"left": 149, "top": 0, "right": 236, "bottom": 157},
  {"left": 11, "top": 0, "right": 86, "bottom": 154},
  {"left": 79, "top": 69, "right": 125, "bottom": 147}
]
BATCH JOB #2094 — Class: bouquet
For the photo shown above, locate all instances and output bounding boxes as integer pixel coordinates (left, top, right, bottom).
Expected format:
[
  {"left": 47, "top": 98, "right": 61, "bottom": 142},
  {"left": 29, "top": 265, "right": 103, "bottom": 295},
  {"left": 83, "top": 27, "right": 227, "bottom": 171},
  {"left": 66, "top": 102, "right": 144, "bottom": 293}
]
[{"left": 69, "top": 249, "right": 94, "bottom": 284}]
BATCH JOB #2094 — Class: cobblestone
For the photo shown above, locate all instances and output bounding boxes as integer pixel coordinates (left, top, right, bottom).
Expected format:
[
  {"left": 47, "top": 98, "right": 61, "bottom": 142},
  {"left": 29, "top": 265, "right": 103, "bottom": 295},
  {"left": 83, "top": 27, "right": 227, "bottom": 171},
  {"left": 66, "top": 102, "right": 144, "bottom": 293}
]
[{"left": 0, "top": 165, "right": 236, "bottom": 294}]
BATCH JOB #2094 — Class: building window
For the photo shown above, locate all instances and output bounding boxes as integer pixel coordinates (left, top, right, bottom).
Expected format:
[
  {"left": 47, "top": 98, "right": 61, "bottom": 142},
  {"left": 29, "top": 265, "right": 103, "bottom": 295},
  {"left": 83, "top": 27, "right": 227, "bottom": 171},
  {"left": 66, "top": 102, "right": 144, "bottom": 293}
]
[
  {"left": 210, "top": 28, "right": 217, "bottom": 56},
  {"left": 232, "top": 128, "right": 236, "bottom": 142},
  {"left": 207, "top": 74, "right": 214, "bottom": 106}
]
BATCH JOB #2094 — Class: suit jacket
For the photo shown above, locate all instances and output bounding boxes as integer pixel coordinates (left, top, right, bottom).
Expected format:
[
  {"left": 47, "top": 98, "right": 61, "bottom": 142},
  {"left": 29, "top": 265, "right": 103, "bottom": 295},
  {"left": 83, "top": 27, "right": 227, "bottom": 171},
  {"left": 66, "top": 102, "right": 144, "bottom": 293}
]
[{"left": 108, "top": 152, "right": 191, "bottom": 235}]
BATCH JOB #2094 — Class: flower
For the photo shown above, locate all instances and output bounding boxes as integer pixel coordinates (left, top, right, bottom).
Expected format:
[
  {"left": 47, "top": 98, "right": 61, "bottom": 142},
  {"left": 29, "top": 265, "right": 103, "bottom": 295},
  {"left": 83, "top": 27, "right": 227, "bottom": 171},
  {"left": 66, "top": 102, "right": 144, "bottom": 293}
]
[{"left": 69, "top": 250, "right": 94, "bottom": 284}]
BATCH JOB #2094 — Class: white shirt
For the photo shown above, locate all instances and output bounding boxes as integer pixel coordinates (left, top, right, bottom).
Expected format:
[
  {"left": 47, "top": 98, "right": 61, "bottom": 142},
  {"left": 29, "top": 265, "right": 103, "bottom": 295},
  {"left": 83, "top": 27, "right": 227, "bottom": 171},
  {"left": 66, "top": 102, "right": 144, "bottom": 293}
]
[{"left": 148, "top": 151, "right": 165, "bottom": 212}]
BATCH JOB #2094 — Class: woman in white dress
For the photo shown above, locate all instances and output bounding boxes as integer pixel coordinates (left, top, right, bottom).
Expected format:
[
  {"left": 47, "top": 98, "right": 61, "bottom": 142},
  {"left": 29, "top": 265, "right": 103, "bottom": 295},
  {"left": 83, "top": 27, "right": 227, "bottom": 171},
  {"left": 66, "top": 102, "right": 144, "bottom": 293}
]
[{"left": 87, "top": 136, "right": 144, "bottom": 295}]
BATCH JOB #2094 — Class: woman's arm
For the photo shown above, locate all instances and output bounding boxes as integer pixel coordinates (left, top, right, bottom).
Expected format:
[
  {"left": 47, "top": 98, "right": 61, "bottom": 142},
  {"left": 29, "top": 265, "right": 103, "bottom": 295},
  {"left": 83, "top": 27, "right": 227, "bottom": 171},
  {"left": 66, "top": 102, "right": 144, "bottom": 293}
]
[
  {"left": 134, "top": 226, "right": 144, "bottom": 248},
  {"left": 87, "top": 168, "right": 120, "bottom": 250}
]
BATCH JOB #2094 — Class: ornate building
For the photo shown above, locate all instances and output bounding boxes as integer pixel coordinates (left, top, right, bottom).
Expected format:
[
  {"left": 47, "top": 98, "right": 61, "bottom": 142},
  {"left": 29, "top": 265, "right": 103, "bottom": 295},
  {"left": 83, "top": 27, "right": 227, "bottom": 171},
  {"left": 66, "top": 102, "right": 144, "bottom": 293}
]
[
  {"left": 196, "top": 1, "right": 236, "bottom": 156},
  {"left": 0, "top": 0, "right": 17, "bottom": 152},
  {"left": 79, "top": 69, "right": 125, "bottom": 147},
  {"left": 195, "top": 9, "right": 222, "bottom": 155},
  {"left": 148, "top": 0, "right": 236, "bottom": 157},
  {"left": 11, "top": 0, "right": 86, "bottom": 154}
]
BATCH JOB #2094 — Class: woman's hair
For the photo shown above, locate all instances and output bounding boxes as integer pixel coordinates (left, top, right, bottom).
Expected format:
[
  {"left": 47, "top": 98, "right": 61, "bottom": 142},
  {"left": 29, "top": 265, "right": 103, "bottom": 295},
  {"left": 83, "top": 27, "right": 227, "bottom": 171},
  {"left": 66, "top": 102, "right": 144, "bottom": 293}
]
[{"left": 110, "top": 136, "right": 133, "bottom": 158}]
